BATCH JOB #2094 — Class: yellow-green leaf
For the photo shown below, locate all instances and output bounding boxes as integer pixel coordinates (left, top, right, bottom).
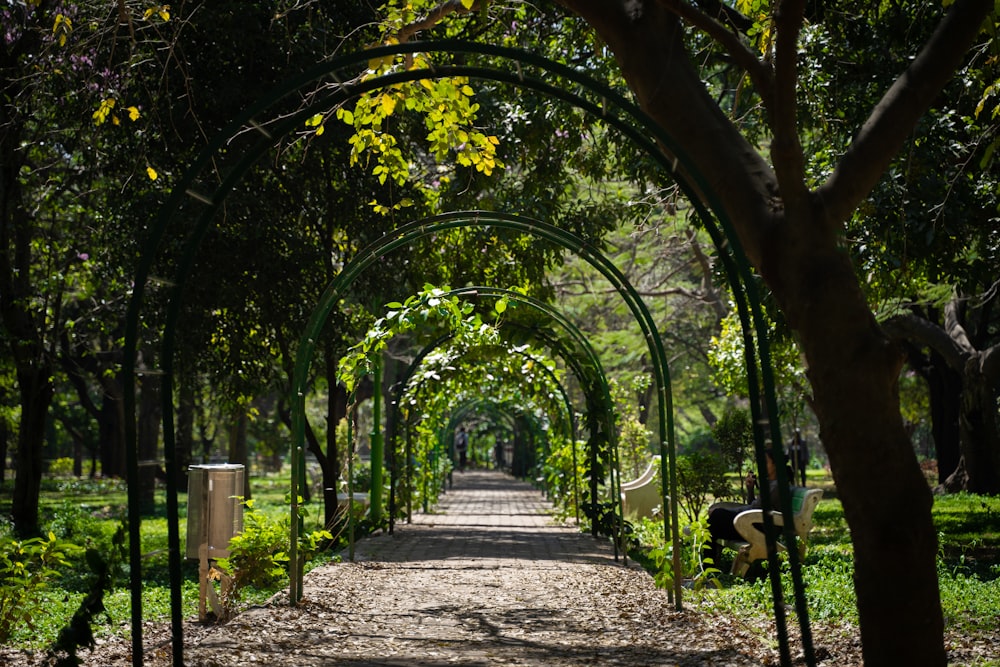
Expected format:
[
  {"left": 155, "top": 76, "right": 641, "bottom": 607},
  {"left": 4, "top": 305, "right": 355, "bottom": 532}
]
[
  {"left": 127, "top": 106, "right": 140, "bottom": 121},
  {"left": 147, "top": 166, "right": 158, "bottom": 180},
  {"left": 380, "top": 94, "right": 397, "bottom": 115},
  {"left": 92, "top": 98, "right": 115, "bottom": 125}
]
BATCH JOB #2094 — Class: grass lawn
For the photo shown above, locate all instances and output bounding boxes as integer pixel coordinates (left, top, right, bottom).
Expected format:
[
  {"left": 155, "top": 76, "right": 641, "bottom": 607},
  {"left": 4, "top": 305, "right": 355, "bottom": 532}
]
[
  {"left": 629, "top": 471, "right": 1000, "bottom": 665},
  {"left": 2, "top": 467, "right": 998, "bottom": 663},
  {"left": 0, "top": 470, "right": 333, "bottom": 649}
]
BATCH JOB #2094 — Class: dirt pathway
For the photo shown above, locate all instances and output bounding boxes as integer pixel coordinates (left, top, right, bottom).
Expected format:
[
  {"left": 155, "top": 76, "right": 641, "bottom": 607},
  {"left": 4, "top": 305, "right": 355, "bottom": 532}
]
[{"left": 165, "top": 470, "right": 769, "bottom": 666}]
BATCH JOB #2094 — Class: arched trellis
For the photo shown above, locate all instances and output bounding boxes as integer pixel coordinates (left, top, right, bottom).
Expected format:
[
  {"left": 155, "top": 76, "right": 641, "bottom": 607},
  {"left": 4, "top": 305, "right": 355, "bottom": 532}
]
[
  {"left": 312, "top": 271, "right": 628, "bottom": 569},
  {"left": 444, "top": 284, "right": 644, "bottom": 554},
  {"left": 387, "top": 332, "right": 580, "bottom": 527},
  {"left": 443, "top": 397, "right": 548, "bottom": 477},
  {"left": 290, "top": 216, "right": 674, "bottom": 593},
  {"left": 123, "top": 40, "right": 810, "bottom": 667}
]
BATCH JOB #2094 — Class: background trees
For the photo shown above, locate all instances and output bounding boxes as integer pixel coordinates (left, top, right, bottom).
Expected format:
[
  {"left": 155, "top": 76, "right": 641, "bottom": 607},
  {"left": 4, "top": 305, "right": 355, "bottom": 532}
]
[
  {"left": 2, "top": 2, "right": 997, "bottom": 665},
  {"left": 547, "top": 1, "right": 993, "bottom": 664}
]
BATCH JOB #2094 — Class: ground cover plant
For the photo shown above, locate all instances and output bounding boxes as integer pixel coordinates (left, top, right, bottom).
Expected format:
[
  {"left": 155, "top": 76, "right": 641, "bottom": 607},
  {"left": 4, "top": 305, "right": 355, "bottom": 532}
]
[
  {"left": 4, "top": 462, "right": 997, "bottom": 665},
  {"left": 0, "top": 471, "right": 334, "bottom": 651},
  {"left": 629, "top": 486, "right": 1000, "bottom": 665}
]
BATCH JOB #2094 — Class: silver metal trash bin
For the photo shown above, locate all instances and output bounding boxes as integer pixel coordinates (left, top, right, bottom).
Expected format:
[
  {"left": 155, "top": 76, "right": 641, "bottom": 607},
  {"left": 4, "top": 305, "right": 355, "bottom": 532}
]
[{"left": 186, "top": 463, "right": 245, "bottom": 560}]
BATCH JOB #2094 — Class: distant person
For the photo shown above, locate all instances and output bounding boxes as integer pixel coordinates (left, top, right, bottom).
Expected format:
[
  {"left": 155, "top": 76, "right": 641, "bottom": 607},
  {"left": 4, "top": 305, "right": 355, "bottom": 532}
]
[
  {"left": 455, "top": 427, "right": 469, "bottom": 472},
  {"left": 788, "top": 428, "right": 808, "bottom": 486},
  {"left": 494, "top": 439, "right": 505, "bottom": 470}
]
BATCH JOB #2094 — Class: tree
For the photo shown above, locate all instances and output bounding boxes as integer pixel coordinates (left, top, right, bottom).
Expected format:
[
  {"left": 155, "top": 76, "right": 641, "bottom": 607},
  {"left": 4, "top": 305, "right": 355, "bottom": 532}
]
[
  {"left": 789, "top": 2, "right": 1000, "bottom": 494},
  {"left": 545, "top": 2, "right": 993, "bottom": 664},
  {"left": 366, "top": 0, "right": 992, "bottom": 663}
]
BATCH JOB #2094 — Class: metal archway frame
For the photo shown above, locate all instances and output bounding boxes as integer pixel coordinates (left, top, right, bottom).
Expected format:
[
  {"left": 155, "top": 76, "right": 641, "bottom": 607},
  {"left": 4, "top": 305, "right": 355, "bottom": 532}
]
[
  {"left": 389, "top": 333, "right": 579, "bottom": 527},
  {"left": 289, "top": 222, "right": 668, "bottom": 597},
  {"left": 124, "top": 41, "right": 807, "bottom": 667}
]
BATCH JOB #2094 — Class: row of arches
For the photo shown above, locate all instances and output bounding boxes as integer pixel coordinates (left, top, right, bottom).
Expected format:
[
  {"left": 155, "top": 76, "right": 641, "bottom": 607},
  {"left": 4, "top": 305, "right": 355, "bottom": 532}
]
[{"left": 121, "top": 41, "right": 813, "bottom": 667}]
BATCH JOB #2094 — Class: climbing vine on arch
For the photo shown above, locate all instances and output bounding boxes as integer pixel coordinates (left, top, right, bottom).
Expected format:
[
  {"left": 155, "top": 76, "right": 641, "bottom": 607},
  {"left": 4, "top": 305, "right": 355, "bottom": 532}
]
[{"left": 335, "top": 284, "right": 578, "bottom": 517}]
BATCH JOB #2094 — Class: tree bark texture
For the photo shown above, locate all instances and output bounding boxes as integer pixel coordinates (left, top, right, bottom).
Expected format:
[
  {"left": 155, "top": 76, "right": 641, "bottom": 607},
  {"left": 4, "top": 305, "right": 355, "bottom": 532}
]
[
  {"left": 11, "top": 368, "right": 53, "bottom": 536},
  {"left": 138, "top": 374, "right": 162, "bottom": 515},
  {"left": 555, "top": 1, "right": 992, "bottom": 664}
]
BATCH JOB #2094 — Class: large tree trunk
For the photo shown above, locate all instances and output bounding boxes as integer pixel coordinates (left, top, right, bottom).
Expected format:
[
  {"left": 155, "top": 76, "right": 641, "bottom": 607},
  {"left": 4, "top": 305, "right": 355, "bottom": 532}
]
[
  {"left": 926, "top": 350, "right": 963, "bottom": 483},
  {"left": 775, "top": 239, "right": 943, "bottom": 665},
  {"left": 11, "top": 367, "right": 53, "bottom": 536},
  {"left": 137, "top": 374, "right": 162, "bottom": 515},
  {"left": 886, "top": 309, "right": 1000, "bottom": 494},
  {"left": 322, "top": 359, "right": 350, "bottom": 531},
  {"left": 228, "top": 409, "right": 251, "bottom": 500},
  {"left": 99, "top": 377, "right": 126, "bottom": 478},
  {"left": 555, "top": 1, "right": 991, "bottom": 664},
  {"left": 952, "top": 354, "right": 1000, "bottom": 493},
  {"left": 175, "top": 377, "right": 196, "bottom": 488}
]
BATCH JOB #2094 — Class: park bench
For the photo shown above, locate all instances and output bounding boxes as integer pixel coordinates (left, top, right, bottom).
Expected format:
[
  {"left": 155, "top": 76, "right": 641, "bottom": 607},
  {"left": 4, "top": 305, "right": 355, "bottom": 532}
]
[
  {"left": 620, "top": 456, "right": 662, "bottom": 520},
  {"left": 719, "top": 486, "right": 824, "bottom": 577}
]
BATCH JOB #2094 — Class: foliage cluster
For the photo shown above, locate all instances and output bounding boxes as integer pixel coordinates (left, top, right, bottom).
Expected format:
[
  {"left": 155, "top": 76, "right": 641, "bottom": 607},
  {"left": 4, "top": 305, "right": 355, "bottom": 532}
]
[
  {"left": 216, "top": 499, "right": 332, "bottom": 617},
  {"left": 0, "top": 533, "right": 79, "bottom": 642},
  {"left": 543, "top": 438, "right": 586, "bottom": 523}
]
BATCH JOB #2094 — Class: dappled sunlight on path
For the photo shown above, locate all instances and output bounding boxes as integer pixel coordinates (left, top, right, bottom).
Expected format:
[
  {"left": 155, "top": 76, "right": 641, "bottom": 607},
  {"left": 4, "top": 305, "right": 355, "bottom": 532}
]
[{"left": 170, "top": 469, "right": 769, "bottom": 666}]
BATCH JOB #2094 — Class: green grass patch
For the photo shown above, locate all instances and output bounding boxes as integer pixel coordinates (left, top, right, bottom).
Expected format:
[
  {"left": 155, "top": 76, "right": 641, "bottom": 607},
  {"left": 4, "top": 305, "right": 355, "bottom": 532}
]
[
  {"left": 1, "top": 471, "right": 336, "bottom": 650},
  {"left": 629, "top": 487, "right": 1000, "bottom": 645}
]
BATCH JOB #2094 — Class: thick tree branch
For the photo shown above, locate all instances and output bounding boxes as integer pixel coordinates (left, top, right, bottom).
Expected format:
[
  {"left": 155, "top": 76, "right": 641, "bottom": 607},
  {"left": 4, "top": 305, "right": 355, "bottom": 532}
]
[
  {"left": 770, "top": 0, "right": 809, "bottom": 214},
  {"left": 981, "top": 344, "right": 1000, "bottom": 384},
  {"left": 395, "top": 0, "right": 483, "bottom": 43},
  {"left": 944, "top": 299, "right": 976, "bottom": 354},
  {"left": 692, "top": 0, "right": 754, "bottom": 34},
  {"left": 816, "top": 0, "right": 992, "bottom": 226},
  {"left": 655, "top": 0, "right": 774, "bottom": 102},
  {"left": 881, "top": 313, "right": 970, "bottom": 373}
]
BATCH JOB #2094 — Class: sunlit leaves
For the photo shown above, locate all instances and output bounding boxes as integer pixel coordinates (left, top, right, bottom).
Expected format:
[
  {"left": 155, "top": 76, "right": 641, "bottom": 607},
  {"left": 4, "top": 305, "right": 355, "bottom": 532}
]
[
  {"left": 707, "top": 308, "right": 805, "bottom": 403},
  {"left": 338, "top": 284, "right": 497, "bottom": 391},
  {"left": 305, "top": 112, "right": 325, "bottom": 136},
  {"left": 736, "top": 0, "right": 773, "bottom": 56},
  {"left": 143, "top": 4, "right": 171, "bottom": 22},
  {"left": 92, "top": 98, "right": 116, "bottom": 125},
  {"left": 93, "top": 99, "right": 142, "bottom": 126},
  {"left": 335, "top": 45, "right": 503, "bottom": 213},
  {"left": 52, "top": 14, "right": 72, "bottom": 47}
]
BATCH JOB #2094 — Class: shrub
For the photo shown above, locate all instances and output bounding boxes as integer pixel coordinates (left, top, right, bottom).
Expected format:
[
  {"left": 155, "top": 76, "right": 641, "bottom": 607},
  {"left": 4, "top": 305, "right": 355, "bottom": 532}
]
[
  {"left": 675, "top": 451, "right": 733, "bottom": 522},
  {"left": 215, "top": 498, "right": 331, "bottom": 618},
  {"left": 47, "top": 457, "right": 77, "bottom": 477},
  {"left": 712, "top": 407, "right": 754, "bottom": 477},
  {"left": 0, "top": 533, "right": 79, "bottom": 642}
]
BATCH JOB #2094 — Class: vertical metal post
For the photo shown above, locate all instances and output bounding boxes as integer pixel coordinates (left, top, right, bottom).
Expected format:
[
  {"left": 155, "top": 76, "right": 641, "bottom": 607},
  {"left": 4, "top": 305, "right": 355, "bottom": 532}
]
[
  {"left": 347, "top": 396, "right": 356, "bottom": 560},
  {"left": 370, "top": 355, "right": 384, "bottom": 525}
]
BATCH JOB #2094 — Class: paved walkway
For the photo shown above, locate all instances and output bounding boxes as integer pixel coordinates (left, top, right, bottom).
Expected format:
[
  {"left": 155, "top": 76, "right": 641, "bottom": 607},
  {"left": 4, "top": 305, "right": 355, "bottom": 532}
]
[{"left": 175, "top": 469, "right": 766, "bottom": 666}]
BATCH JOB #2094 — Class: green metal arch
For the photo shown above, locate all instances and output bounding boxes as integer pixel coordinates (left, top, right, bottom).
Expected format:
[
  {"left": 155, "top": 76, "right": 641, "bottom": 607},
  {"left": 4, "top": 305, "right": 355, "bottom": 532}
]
[
  {"left": 396, "top": 334, "right": 578, "bottom": 461},
  {"left": 288, "top": 219, "right": 670, "bottom": 596},
  {"left": 390, "top": 332, "right": 579, "bottom": 526},
  {"left": 123, "top": 40, "right": 807, "bottom": 667},
  {"left": 391, "top": 331, "right": 582, "bottom": 525}
]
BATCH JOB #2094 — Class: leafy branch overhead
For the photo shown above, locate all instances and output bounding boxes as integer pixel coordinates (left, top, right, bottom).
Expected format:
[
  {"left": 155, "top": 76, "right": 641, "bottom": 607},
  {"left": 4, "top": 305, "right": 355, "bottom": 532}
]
[
  {"left": 337, "top": 285, "right": 512, "bottom": 391},
  {"left": 315, "top": 32, "right": 503, "bottom": 214}
]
